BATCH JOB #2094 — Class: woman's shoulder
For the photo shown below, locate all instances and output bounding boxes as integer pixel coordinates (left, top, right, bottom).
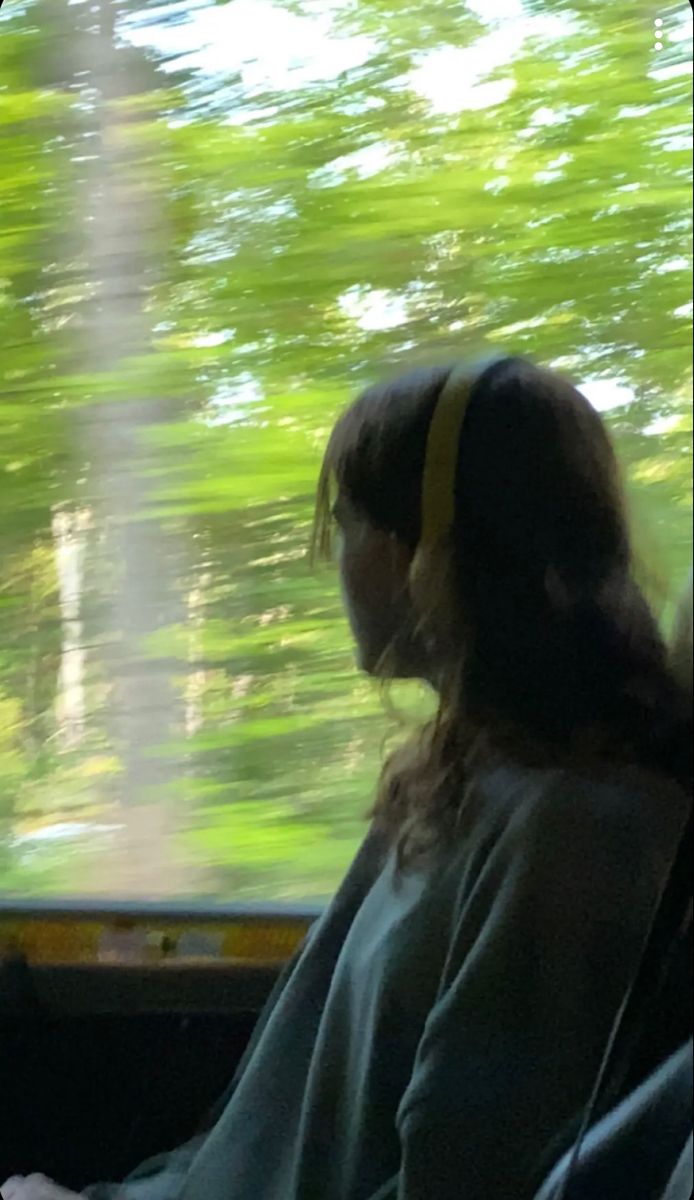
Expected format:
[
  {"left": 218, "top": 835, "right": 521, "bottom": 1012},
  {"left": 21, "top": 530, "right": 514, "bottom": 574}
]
[
  {"left": 446, "top": 758, "right": 690, "bottom": 932},
  {"left": 472, "top": 757, "right": 690, "bottom": 867}
]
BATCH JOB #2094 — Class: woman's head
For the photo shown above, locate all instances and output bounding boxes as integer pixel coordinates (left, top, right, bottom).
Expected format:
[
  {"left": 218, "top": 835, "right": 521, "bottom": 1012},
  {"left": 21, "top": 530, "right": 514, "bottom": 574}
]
[
  {"left": 317, "top": 357, "right": 629, "bottom": 683},
  {"left": 314, "top": 356, "right": 691, "bottom": 862}
]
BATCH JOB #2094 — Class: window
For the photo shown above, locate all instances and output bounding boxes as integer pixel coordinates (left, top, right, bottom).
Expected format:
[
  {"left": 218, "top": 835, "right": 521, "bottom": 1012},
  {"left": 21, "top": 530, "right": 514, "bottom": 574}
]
[{"left": 1, "top": 0, "right": 692, "bottom": 903}]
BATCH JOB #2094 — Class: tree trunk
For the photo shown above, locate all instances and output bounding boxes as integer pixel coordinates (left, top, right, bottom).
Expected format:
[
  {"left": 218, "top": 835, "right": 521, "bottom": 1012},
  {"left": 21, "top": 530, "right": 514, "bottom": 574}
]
[
  {"left": 78, "top": 0, "right": 196, "bottom": 898},
  {"left": 52, "top": 507, "right": 90, "bottom": 751}
]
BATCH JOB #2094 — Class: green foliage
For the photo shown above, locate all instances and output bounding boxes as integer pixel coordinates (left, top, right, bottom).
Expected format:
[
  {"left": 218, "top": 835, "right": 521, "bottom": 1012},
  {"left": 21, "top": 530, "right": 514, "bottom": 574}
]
[{"left": 0, "top": 0, "right": 691, "bottom": 901}]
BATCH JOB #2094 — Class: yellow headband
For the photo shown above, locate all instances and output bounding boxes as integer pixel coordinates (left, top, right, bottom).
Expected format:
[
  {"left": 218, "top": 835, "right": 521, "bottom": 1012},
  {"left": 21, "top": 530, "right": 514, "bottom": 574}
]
[
  {"left": 418, "top": 365, "right": 475, "bottom": 551},
  {"left": 411, "top": 356, "right": 504, "bottom": 583}
]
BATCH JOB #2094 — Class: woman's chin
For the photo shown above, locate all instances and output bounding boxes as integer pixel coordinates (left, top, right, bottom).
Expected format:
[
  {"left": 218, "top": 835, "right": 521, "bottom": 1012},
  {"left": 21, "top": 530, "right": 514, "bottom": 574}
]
[
  {"left": 355, "top": 643, "right": 414, "bottom": 680},
  {"left": 355, "top": 646, "right": 379, "bottom": 676},
  {"left": 354, "top": 642, "right": 387, "bottom": 677}
]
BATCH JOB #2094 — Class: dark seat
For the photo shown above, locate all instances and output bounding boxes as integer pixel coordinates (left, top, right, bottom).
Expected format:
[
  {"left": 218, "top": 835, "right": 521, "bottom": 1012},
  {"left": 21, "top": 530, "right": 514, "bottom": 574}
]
[{"left": 533, "top": 1039, "right": 693, "bottom": 1200}]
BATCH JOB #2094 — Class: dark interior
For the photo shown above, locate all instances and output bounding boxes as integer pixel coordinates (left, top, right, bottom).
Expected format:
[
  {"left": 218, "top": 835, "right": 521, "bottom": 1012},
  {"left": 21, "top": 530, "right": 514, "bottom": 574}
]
[{"left": 0, "top": 957, "right": 278, "bottom": 1191}]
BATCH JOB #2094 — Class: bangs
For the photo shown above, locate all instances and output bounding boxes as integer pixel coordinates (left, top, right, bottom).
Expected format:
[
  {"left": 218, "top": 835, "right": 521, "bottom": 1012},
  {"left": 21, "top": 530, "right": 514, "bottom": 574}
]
[
  {"left": 310, "top": 400, "right": 367, "bottom": 563},
  {"left": 310, "top": 365, "right": 450, "bottom": 564}
]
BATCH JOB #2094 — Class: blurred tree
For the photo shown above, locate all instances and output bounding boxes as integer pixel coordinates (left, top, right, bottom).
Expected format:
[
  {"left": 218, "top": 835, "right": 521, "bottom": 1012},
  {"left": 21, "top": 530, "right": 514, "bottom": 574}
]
[{"left": 0, "top": 0, "right": 691, "bottom": 900}]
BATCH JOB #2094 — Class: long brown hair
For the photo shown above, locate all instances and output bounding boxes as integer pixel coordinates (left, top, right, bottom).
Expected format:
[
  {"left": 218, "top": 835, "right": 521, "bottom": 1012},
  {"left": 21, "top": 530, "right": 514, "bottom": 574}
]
[{"left": 314, "top": 356, "right": 692, "bottom": 867}]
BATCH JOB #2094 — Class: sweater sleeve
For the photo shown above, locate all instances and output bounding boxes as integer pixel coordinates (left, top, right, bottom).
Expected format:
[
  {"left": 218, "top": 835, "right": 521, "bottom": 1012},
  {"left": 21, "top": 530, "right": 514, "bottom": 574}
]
[
  {"left": 80, "top": 943, "right": 314, "bottom": 1200},
  {"left": 384, "top": 771, "right": 689, "bottom": 1200},
  {"left": 82, "top": 830, "right": 387, "bottom": 1200},
  {"left": 81, "top": 1141, "right": 201, "bottom": 1200}
]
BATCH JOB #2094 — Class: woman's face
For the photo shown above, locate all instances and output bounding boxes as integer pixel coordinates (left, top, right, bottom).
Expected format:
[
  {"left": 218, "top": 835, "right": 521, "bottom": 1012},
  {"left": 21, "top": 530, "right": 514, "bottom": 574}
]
[{"left": 334, "top": 493, "right": 424, "bottom": 678}]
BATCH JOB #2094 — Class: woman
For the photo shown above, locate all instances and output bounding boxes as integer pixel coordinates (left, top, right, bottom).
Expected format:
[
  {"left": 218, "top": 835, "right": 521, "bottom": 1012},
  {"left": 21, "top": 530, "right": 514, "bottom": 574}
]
[
  {"left": 531, "top": 569, "right": 693, "bottom": 1200},
  {"left": 4, "top": 356, "right": 691, "bottom": 1200}
]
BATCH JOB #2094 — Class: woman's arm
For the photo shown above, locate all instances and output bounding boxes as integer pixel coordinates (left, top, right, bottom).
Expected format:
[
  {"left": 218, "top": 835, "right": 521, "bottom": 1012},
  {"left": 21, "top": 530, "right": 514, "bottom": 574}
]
[
  {"left": 2, "top": 1176, "right": 83, "bottom": 1199},
  {"left": 382, "top": 772, "right": 689, "bottom": 1200}
]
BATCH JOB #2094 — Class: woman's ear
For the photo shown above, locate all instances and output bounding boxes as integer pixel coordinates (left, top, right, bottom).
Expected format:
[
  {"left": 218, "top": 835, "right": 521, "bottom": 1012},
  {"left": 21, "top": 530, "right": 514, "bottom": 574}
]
[
  {"left": 670, "top": 569, "right": 692, "bottom": 696},
  {"left": 407, "top": 541, "right": 457, "bottom": 646},
  {"left": 544, "top": 565, "right": 572, "bottom": 611},
  {"left": 387, "top": 531, "right": 415, "bottom": 582}
]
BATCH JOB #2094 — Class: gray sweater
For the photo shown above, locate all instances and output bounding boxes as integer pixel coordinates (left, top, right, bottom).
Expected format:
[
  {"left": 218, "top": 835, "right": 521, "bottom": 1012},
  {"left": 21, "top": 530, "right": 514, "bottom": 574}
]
[{"left": 86, "top": 761, "right": 688, "bottom": 1200}]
